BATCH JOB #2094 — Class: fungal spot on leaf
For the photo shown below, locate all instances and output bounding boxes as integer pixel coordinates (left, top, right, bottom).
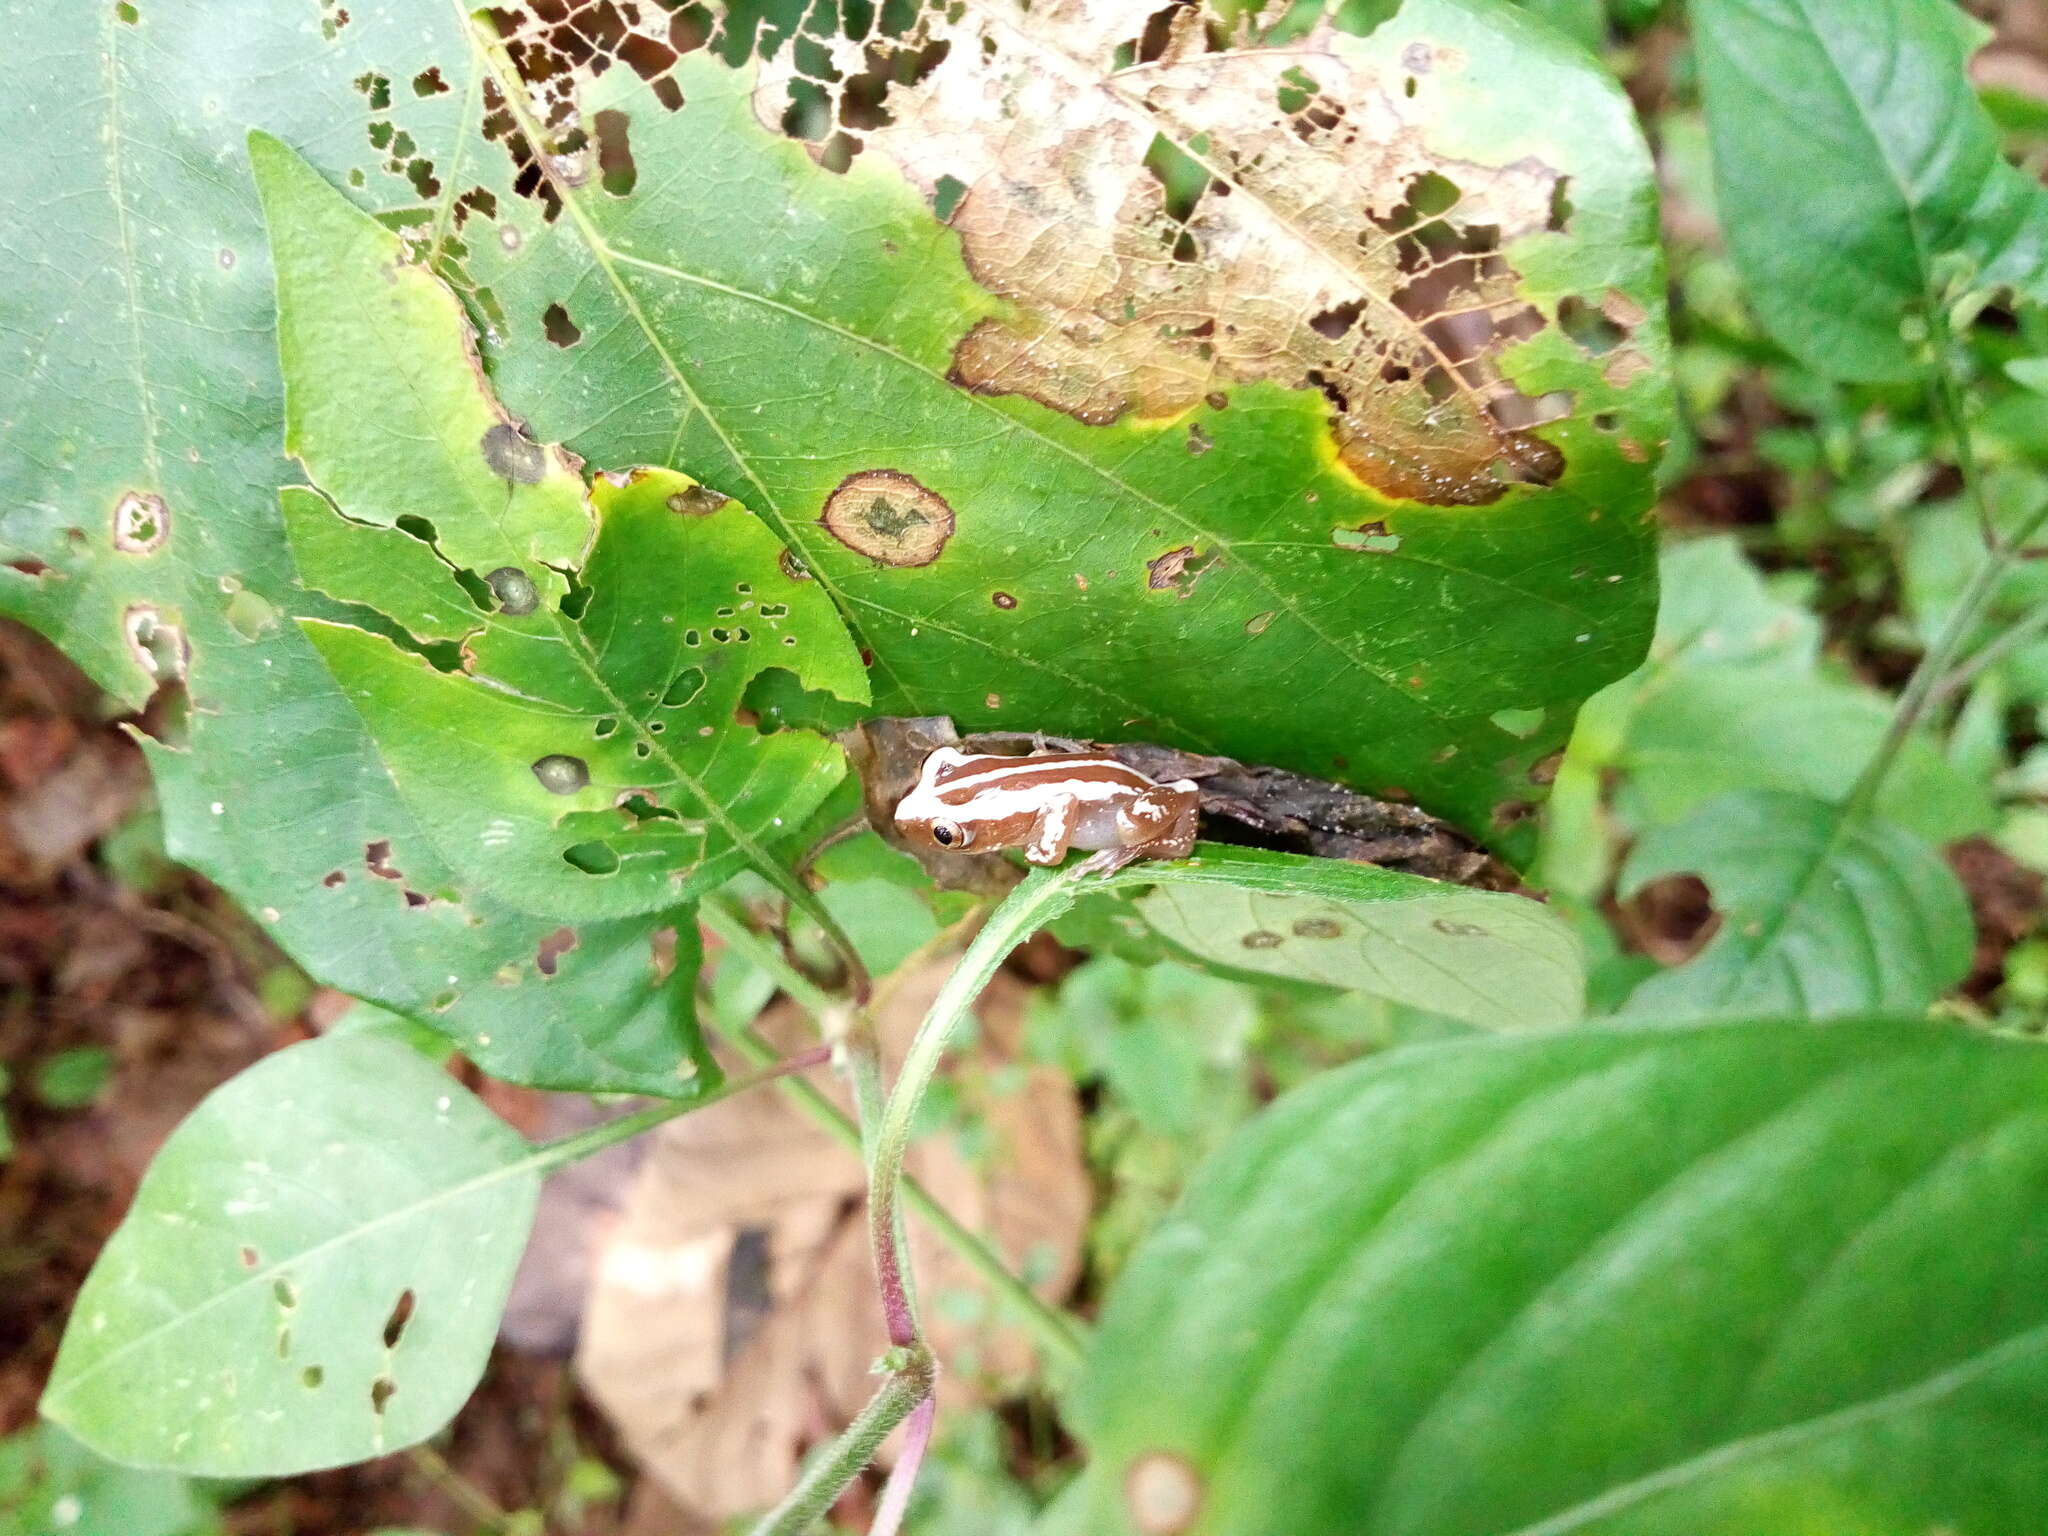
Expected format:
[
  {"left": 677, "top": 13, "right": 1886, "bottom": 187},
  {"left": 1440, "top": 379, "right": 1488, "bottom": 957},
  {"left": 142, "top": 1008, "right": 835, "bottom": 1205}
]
[
  {"left": 480, "top": 422, "right": 548, "bottom": 484},
  {"left": 1490, "top": 705, "right": 1545, "bottom": 738},
  {"left": 667, "top": 485, "right": 730, "bottom": 516},
  {"left": 991, "top": 591, "right": 1017, "bottom": 610},
  {"left": 1125, "top": 1451, "right": 1203, "bottom": 1535},
  {"left": 533, "top": 754, "right": 591, "bottom": 794},
  {"left": 371, "top": 1376, "right": 397, "bottom": 1413},
  {"left": 301, "top": 1365, "right": 324, "bottom": 1389},
  {"left": 780, "top": 548, "right": 814, "bottom": 581},
  {"left": 1432, "top": 917, "right": 1490, "bottom": 937},
  {"left": 238, "top": 1246, "right": 260, "bottom": 1269},
  {"left": 1145, "top": 545, "right": 1215, "bottom": 598},
  {"left": 563, "top": 839, "right": 621, "bottom": 875},
  {"left": 662, "top": 667, "right": 707, "bottom": 707},
  {"left": 113, "top": 490, "right": 169, "bottom": 554},
  {"left": 1291, "top": 917, "right": 1344, "bottom": 939},
  {"left": 821, "top": 469, "right": 954, "bottom": 567},
  {"left": 485, "top": 565, "right": 541, "bottom": 615},
  {"left": 1332, "top": 520, "right": 1401, "bottom": 554},
  {"left": 541, "top": 301, "right": 582, "bottom": 347},
  {"left": 382, "top": 1289, "right": 416, "bottom": 1349},
  {"left": 1245, "top": 610, "right": 1275, "bottom": 636},
  {"left": 1185, "top": 422, "right": 1212, "bottom": 455},
  {"left": 1241, "top": 930, "right": 1284, "bottom": 950}
]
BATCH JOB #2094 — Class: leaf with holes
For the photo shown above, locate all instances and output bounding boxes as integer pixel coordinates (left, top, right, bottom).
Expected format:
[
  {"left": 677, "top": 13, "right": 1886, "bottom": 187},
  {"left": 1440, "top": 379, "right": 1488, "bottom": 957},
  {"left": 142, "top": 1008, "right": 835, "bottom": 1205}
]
[
  {"left": 1695, "top": 0, "right": 2048, "bottom": 382},
  {"left": 0, "top": 2, "right": 720, "bottom": 1096},
  {"left": 1074, "top": 1017, "right": 2048, "bottom": 1535},
  {"left": 1617, "top": 790, "right": 1973, "bottom": 1022},
  {"left": 41, "top": 1036, "right": 539, "bottom": 1476},
  {"left": 254, "top": 134, "right": 868, "bottom": 921},
  {"left": 1121, "top": 844, "right": 1582, "bottom": 1029},
  {"left": 449, "top": 0, "right": 1667, "bottom": 848}
]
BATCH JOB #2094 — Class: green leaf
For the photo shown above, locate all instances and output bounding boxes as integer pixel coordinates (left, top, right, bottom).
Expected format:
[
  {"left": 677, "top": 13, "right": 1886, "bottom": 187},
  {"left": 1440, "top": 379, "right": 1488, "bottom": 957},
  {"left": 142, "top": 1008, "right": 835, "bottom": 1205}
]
[
  {"left": 0, "top": 3, "right": 719, "bottom": 1097},
  {"left": 1582, "top": 538, "right": 1993, "bottom": 845},
  {"left": 1619, "top": 791, "right": 1973, "bottom": 1022},
  {"left": 254, "top": 133, "right": 867, "bottom": 922},
  {"left": 0, "top": 1425, "right": 222, "bottom": 1536},
  {"left": 1075, "top": 1017, "right": 2048, "bottom": 1535},
  {"left": 33, "top": 1048, "right": 115, "bottom": 1110},
  {"left": 1123, "top": 845, "right": 1584, "bottom": 1030},
  {"left": 43, "top": 1036, "right": 540, "bottom": 1476},
  {"left": 1695, "top": 0, "right": 2048, "bottom": 382},
  {"left": 460, "top": 0, "right": 1669, "bottom": 846}
]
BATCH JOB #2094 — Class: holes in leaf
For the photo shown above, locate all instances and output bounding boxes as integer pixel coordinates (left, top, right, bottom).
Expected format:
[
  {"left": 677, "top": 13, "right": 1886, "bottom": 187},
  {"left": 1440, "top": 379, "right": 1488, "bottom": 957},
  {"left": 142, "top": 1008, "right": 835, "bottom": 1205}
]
[
  {"left": 594, "top": 717, "right": 619, "bottom": 738},
  {"left": 1331, "top": 520, "right": 1401, "bottom": 554},
  {"left": 371, "top": 1376, "right": 397, "bottom": 1413},
  {"left": 322, "top": 870, "right": 346, "bottom": 888},
  {"left": 557, "top": 565, "right": 593, "bottom": 620},
  {"left": 933, "top": 173, "right": 968, "bottom": 222},
  {"left": 238, "top": 1246, "right": 260, "bottom": 1269},
  {"left": 365, "top": 839, "right": 403, "bottom": 881},
  {"left": 1557, "top": 294, "right": 1626, "bottom": 355},
  {"left": 413, "top": 66, "right": 449, "bottom": 96},
  {"left": 563, "top": 840, "right": 621, "bottom": 875},
  {"left": 662, "top": 667, "right": 707, "bottom": 707},
  {"left": 115, "top": 2, "right": 139, "bottom": 21},
  {"left": 354, "top": 71, "right": 391, "bottom": 112},
  {"left": 274, "top": 1278, "right": 298, "bottom": 1309},
  {"left": 301, "top": 1365, "right": 325, "bottom": 1389},
  {"left": 617, "top": 792, "right": 680, "bottom": 822},
  {"left": 383, "top": 1289, "right": 416, "bottom": 1348},
  {"left": 543, "top": 302, "right": 582, "bottom": 347},
  {"left": 593, "top": 108, "right": 637, "bottom": 195},
  {"left": 1593, "top": 412, "right": 1620, "bottom": 433},
  {"left": 533, "top": 754, "right": 591, "bottom": 795},
  {"left": 113, "top": 490, "right": 169, "bottom": 554}
]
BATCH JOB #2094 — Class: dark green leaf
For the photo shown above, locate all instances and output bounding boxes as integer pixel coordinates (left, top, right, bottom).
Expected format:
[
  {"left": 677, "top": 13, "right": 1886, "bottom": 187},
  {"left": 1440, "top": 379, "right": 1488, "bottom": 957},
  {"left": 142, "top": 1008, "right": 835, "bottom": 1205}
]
[
  {"left": 1619, "top": 791, "right": 1973, "bottom": 1021},
  {"left": 43, "top": 1037, "right": 539, "bottom": 1475},
  {"left": 254, "top": 133, "right": 867, "bottom": 922},
  {"left": 1076, "top": 1017, "right": 2048, "bottom": 1535},
  {"left": 1695, "top": 0, "right": 2048, "bottom": 381},
  {"left": 462, "top": 0, "right": 1669, "bottom": 845}
]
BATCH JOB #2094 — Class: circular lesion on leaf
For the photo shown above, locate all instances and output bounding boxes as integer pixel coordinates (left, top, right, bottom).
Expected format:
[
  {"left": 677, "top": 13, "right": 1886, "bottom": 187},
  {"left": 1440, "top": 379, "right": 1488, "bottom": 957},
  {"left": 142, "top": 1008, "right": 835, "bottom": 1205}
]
[
  {"left": 1124, "top": 1451, "right": 1203, "bottom": 1535},
  {"left": 820, "top": 469, "right": 955, "bottom": 567}
]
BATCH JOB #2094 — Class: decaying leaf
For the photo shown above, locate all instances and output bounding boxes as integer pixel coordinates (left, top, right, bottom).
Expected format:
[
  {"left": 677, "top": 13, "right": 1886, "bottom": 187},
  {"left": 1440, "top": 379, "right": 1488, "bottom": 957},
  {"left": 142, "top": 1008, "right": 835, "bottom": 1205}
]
[
  {"left": 773, "top": 0, "right": 1581, "bottom": 506},
  {"left": 577, "top": 970, "right": 1086, "bottom": 1520}
]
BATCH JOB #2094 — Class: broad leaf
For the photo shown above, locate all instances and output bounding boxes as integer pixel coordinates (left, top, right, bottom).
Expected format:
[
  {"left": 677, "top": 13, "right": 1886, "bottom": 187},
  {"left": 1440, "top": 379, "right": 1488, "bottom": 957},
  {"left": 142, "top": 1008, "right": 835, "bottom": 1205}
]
[
  {"left": 457, "top": 0, "right": 1668, "bottom": 845},
  {"left": 1127, "top": 845, "right": 1583, "bottom": 1029},
  {"left": 0, "top": 2, "right": 713, "bottom": 1093},
  {"left": 256, "top": 133, "right": 868, "bottom": 921},
  {"left": 43, "top": 1037, "right": 539, "bottom": 1476},
  {"left": 1075, "top": 1017, "right": 2048, "bottom": 1535},
  {"left": 1695, "top": 0, "right": 2048, "bottom": 382},
  {"left": 1619, "top": 790, "right": 1973, "bottom": 1022}
]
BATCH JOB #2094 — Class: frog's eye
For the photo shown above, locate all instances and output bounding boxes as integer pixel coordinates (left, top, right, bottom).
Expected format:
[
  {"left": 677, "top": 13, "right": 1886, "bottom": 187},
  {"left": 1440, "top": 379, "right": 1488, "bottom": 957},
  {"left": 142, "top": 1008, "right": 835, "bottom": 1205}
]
[{"left": 930, "top": 818, "right": 970, "bottom": 848}]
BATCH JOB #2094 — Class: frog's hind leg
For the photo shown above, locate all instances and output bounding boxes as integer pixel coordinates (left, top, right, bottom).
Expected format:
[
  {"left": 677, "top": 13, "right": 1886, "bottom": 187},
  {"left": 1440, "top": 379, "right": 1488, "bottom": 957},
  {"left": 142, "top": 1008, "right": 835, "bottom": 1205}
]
[{"left": 1026, "top": 793, "right": 1079, "bottom": 866}]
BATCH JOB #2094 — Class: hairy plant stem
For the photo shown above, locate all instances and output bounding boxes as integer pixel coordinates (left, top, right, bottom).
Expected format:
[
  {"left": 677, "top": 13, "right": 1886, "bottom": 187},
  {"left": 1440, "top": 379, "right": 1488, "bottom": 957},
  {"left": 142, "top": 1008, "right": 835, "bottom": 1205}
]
[
  {"left": 1845, "top": 406, "right": 2048, "bottom": 816},
  {"left": 745, "top": 1347, "right": 937, "bottom": 1536},
  {"left": 702, "top": 898, "right": 1087, "bottom": 1366},
  {"left": 863, "top": 866, "right": 1090, "bottom": 1360}
]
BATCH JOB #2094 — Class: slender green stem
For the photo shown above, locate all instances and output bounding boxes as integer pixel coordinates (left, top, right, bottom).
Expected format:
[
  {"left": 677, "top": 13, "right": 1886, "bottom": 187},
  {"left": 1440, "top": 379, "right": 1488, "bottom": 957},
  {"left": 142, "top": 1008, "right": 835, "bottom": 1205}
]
[
  {"left": 703, "top": 897, "right": 1088, "bottom": 1368},
  {"left": 1938, "top": 598, "right": 2048, "bottom": 704},
  {"left": 864, "top": 865, "right": 1090, "bottom": 1354},
  {"left": 745, "top": 1350, "right": 935, "bottom": 1536},
  {"left": 1846, "top": 344, "right": 2048, "bottom": 816},
  {"left": 527, "top": 1044, "right": 830, "bottom": 1177}
]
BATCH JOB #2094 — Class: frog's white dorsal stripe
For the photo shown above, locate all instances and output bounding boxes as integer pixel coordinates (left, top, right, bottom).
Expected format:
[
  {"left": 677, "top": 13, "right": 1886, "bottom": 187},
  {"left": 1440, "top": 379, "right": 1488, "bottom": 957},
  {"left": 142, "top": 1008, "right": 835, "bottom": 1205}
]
[{"left": 896, "top": 752, "right": 1165, "bottom": 823}]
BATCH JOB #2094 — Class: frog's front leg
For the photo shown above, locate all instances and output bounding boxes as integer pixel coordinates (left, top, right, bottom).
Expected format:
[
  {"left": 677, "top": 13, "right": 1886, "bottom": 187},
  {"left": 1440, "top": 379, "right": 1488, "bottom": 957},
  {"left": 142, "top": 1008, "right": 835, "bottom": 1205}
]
[{"left": 1025, "top": 793, "right": 1079, "bottom": 866}]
